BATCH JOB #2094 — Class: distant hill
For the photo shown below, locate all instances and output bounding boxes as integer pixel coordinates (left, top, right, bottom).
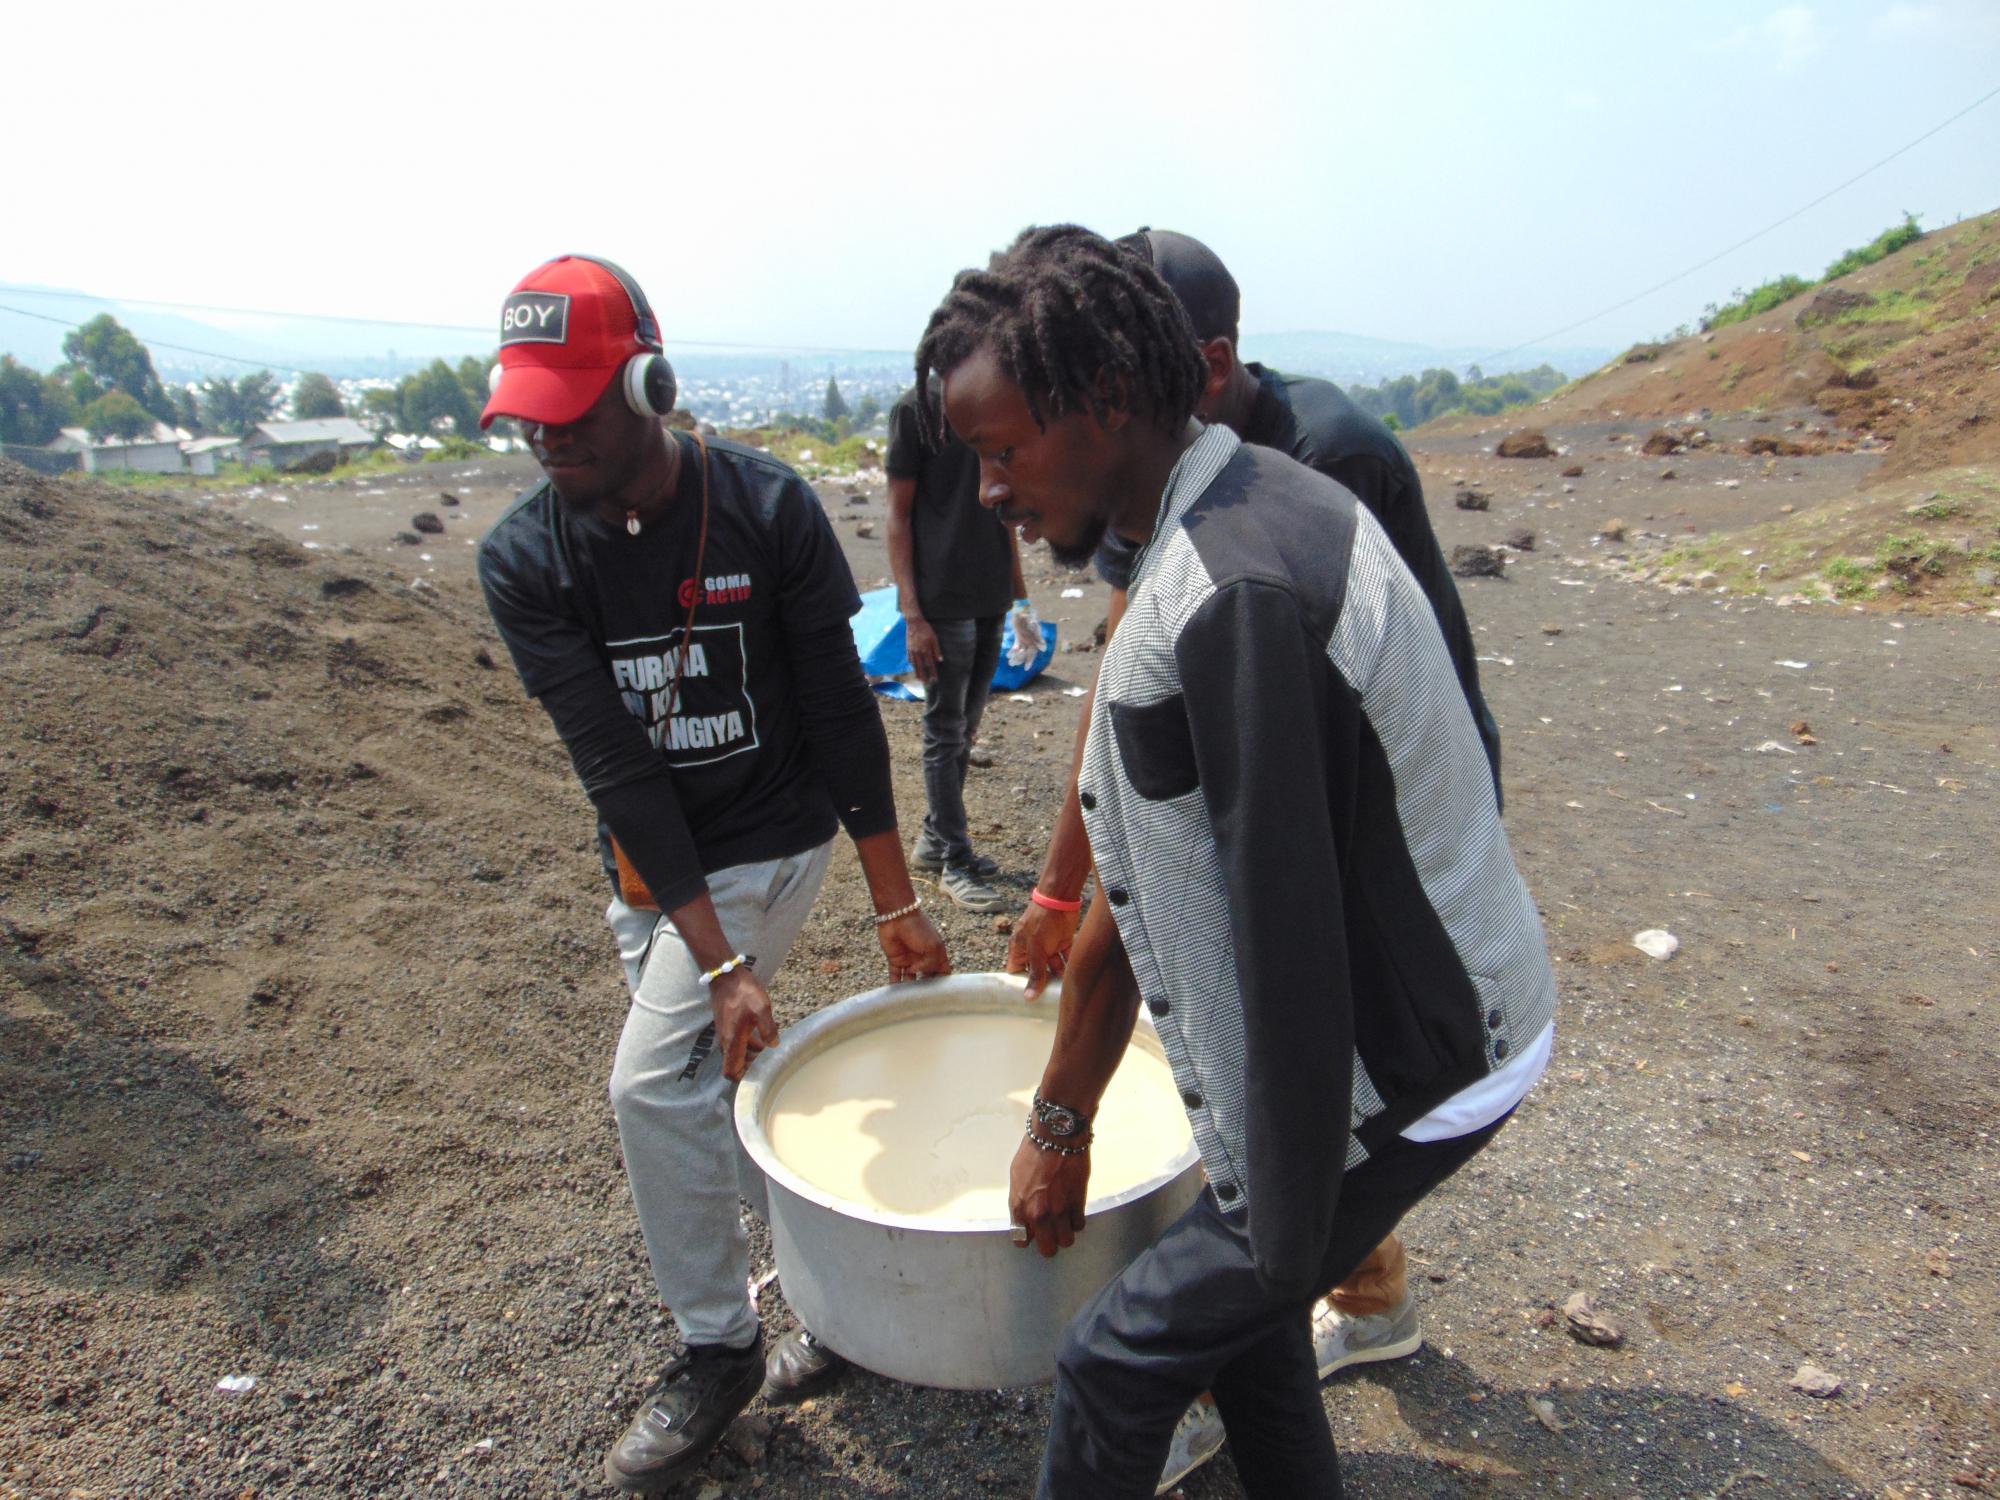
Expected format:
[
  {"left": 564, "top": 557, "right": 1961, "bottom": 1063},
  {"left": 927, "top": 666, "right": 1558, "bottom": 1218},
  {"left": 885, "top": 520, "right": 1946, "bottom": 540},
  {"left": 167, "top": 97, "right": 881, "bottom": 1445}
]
[
  {"left": 0, "top": 285, "right": 496, "bottom": 381},
  {"left": 2, "top": 283, "right": 1606, "bottom": 391},
  {"left": 1241, "top": 329, "right": 1613, "bottom": 387}
]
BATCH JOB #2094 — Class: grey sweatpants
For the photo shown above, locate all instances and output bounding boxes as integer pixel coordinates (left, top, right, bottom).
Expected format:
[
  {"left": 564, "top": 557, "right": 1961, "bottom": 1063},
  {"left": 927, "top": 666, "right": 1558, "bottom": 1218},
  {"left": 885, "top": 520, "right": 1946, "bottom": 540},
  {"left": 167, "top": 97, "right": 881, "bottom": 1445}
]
[{"left": 605, "top": 839, "right": 834, "bottom": 1349}]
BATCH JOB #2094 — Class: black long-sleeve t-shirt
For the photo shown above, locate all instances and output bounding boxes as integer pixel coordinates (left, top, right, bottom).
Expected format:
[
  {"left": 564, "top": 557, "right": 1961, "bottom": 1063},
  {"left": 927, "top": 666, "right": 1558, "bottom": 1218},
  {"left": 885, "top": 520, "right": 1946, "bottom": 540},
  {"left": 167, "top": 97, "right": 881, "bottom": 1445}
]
[{"left": 478, "top": 433, "right": 895, "bottom": 910}]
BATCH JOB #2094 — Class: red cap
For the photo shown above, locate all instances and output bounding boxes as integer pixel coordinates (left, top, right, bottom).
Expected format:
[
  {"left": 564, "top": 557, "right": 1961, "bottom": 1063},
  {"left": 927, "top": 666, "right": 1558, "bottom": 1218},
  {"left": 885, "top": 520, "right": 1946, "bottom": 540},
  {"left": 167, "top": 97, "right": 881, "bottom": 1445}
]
[{"left": 480, "top": 256, "right": 653, "bottom": 429}]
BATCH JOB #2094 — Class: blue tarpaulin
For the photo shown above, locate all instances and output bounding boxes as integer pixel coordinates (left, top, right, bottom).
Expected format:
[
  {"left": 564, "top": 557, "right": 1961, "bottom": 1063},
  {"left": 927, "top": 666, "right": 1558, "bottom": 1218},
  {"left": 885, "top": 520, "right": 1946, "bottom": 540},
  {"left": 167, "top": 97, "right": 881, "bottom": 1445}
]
[{"left": 851, "top": 586, "right": 1057, "bottom": 699}]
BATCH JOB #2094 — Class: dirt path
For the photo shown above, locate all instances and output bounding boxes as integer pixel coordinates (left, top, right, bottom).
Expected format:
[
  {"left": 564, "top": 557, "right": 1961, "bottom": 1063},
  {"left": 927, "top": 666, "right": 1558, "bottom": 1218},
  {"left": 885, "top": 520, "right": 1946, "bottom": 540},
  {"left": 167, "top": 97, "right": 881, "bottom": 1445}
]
[{"left": 1, "top": 427, "right": 1993, "bottom": 1499}]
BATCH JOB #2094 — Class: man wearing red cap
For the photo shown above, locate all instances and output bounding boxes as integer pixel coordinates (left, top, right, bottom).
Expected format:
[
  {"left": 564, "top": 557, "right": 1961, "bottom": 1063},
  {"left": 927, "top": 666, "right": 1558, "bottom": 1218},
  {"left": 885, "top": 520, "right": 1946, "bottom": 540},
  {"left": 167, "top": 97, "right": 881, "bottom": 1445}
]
[{"left": 476, "top": 255, "right": 949, "bottom": 1493}]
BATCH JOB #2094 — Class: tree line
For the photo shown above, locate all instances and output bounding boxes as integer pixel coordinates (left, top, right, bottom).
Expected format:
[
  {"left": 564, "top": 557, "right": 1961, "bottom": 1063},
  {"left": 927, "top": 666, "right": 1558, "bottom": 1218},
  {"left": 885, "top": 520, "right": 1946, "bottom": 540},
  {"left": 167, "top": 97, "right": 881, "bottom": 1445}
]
[
  {"left": 0, "top": 313, "right": 498, "bottom": 448},
  {"left": 1343, "top": 363, "right": 1567, "bottom": 431}
]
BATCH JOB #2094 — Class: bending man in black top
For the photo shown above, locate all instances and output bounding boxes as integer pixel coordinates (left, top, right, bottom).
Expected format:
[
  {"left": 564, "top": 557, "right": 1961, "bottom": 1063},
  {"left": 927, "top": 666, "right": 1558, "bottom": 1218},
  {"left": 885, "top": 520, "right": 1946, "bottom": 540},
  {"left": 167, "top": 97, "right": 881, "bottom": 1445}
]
[{"left": 476, "top": 255, "right": 948, "bottom": 1494}]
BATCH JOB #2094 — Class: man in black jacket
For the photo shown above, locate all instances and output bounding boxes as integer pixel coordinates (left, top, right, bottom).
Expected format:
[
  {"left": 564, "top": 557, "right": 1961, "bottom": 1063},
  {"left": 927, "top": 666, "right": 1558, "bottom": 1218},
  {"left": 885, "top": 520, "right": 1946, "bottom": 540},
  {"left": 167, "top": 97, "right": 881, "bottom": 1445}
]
[
  {"left": 918, "top": 226, "right": 1555, "bottom": 1499},
  {"left": 477, "top": 255, "right": 948, "bottom": 1493}
]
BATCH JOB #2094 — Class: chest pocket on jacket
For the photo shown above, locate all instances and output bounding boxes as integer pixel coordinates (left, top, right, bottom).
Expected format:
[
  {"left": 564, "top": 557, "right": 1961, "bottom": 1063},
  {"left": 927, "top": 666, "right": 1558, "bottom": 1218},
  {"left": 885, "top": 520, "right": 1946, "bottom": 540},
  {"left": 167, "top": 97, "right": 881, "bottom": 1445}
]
[{"left": 1109, "top": 693, "right": 1201, "bottom": 801}]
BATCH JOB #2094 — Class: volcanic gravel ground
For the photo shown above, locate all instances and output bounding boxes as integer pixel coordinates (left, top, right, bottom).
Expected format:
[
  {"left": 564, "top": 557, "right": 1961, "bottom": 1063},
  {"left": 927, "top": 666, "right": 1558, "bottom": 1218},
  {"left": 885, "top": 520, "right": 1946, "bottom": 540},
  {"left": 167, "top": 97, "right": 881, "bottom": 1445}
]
[{"left": 1, "top": 425, "right": 1993, "bottom": 1499}]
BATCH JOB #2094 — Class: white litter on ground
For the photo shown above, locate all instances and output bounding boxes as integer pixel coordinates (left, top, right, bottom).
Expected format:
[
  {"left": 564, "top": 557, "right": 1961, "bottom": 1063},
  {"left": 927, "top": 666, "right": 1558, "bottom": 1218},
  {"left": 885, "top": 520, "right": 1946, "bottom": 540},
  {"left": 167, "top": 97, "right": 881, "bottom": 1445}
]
[
  {"left": 1632, "top": 929, "right": 1680, "bottom": 960},
  {"left": 216, "top": 1375, "right": 258, "bottom": 1394}
]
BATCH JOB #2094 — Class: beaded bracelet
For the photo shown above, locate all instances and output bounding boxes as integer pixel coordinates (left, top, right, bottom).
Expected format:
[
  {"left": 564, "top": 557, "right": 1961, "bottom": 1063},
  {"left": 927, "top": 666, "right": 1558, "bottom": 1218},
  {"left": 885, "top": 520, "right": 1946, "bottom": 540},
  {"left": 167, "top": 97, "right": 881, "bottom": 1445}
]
[
  {"left": 1023, "top": 1122, "right": 1092, "bottom": 1158},
  {"left": 1029, "top": 887, "right": 1084, "bottom": 913},
  {"left": 698, "top": 953, "right": 752, "bottom": 987},
  {"left": 874, "top": 897, "right": 922, "bottom": 926}
]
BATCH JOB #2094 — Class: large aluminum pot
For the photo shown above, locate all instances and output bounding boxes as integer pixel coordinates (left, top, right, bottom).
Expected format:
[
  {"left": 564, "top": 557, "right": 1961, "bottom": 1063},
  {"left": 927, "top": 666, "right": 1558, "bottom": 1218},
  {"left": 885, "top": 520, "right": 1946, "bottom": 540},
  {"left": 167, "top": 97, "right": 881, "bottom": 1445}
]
[{"left": 735, "top": 972, "right": 1202, "bottom": 1389}]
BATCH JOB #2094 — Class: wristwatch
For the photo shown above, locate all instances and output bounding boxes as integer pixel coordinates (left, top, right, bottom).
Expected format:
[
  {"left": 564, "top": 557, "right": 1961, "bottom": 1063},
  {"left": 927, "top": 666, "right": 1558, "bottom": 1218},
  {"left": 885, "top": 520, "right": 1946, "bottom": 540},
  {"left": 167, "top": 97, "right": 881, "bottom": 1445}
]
[{"left": 1031, "top": 1090, "right": 1090, "bottom": 1141}]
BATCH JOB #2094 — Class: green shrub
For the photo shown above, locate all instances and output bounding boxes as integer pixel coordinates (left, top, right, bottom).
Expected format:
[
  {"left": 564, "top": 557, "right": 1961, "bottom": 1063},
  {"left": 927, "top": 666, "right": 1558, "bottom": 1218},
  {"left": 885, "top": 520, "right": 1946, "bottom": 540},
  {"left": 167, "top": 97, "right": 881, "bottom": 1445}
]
[
  {"left": 421, "top": 435, "right": 486, "bottom": 462},
  {"left": 1704, "top": 275, "right": 1814, "bottom": 330},
  {"left": 1824, "top": 214, "right": 1924, "bottom": 282}
]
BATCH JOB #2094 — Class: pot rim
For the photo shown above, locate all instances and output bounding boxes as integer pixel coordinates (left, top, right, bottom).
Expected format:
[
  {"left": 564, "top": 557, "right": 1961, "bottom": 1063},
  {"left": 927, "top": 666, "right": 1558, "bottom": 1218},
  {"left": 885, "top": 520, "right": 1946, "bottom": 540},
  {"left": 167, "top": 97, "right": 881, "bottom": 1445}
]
[{"left": 735, "top": 971, "right": 1199, "bottom": 1236}]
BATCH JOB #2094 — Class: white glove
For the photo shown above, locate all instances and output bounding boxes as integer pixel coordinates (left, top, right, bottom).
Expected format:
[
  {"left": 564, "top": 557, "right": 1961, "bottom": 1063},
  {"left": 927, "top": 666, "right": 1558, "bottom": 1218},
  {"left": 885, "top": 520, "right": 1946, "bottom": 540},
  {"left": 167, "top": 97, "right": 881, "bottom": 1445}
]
[{"left": 1007, "top": 598, "right": 1045, "bottom": 668}]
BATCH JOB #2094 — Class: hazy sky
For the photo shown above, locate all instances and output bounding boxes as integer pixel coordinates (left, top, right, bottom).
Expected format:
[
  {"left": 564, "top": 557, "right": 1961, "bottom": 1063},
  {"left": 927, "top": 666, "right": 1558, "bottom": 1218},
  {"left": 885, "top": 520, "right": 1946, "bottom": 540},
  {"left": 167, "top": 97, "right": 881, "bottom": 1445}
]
[{"left": 9, "top": 0, "right": 1999, "bottom": 362}]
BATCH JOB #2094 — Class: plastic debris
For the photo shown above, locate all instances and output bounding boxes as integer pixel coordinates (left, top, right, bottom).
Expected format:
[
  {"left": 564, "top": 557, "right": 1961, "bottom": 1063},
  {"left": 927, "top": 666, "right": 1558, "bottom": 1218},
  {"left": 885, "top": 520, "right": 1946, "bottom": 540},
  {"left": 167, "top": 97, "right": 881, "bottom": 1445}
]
[
  {"left": 1774, "top": 660, "right": 1810, "bottom": 669},
  {"left": 1060, "top": 586, "right": 1086, "bottom": 598},
  {"left": 216, "top": 1375, "right": 258, "bottom": 1394},
  {"left": 1632, "top": 929, "right": 1680, "bottom": 960}
]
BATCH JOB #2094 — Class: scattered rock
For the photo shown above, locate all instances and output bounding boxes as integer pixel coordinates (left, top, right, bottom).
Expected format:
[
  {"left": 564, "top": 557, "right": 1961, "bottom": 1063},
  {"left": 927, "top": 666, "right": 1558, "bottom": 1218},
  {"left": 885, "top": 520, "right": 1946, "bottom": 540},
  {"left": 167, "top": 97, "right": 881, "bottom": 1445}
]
[
  {"left": 1560, "top": 465, "right": 1583, "bottom": 478},
  {"left": 992, "top": 915, "right": 1014, "bottom": 935},
  {"left": 1599, "top": 519, "right": 1627, "bottom": 543},
  {"left": 1526, "top": 1394, "right": 1566, "bottom": 1433},
  {"left": 1454, "top": 488, "right": 1490, "bottom": 511},
  {"left": 1540, "top": 623, "right": 1563, "bottom": 636},
  {"left": 1496, "top": 430, "right": 1553, "bottom": 459},
  {"left": 1503, "top": 528, "right": 1535, "bottom": 552},
  {"left": 1450, "top": 545, "right": 1506, "bottom": 578},
  {"left": 854, "top": 521, "right": 876, "bottom": 539},
  {"left": 320, "top": 577, "right": 371, "bottom": 599},
  {"left": 438, "top": 491, "right": 461, "bottom": 506},
  {"left": 473, "top": 648, "right": 497, "bottom": 670},
  {"left": 411, "top": 512, "right": 446, "bottom": 535},
  {"left": 720, "top": 1412, "right": 772, "bottom": 1463},
  {"left": 396, "top": 531, "right": 423, "bottom": 546},
  {"left": 1744, "top": 436, "right": 1811, "bottom": 457},
  {"left": 1926, "top": 1246, "right": 1952, "bottom": 1278},
  {"left": 1563, "top": 1292, "right": 1625, "bottom": 1347},
  {"left": 1658, "top": 468, "right": 1676, "bottom": 480},
  {"left": 1789, "top": 1363, "right": 1842, "bottom": 1399},
  {"left": 1641, "top": 430, "right": 1683, "bottom": 457},
  {"left": 817, "top": 959, "right": 843, "bottom": 976},
  {"left": 1795, "top": 288, "right": 1875, "bottom": 327}
]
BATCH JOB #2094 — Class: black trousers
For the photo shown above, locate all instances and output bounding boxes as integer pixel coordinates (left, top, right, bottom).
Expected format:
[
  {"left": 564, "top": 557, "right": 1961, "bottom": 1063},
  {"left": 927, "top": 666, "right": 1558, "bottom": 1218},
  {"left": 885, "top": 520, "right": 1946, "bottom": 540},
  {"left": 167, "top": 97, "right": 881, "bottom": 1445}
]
[{"left": 1037, "top": 1116, "right": 1509, "bottom": 1500}]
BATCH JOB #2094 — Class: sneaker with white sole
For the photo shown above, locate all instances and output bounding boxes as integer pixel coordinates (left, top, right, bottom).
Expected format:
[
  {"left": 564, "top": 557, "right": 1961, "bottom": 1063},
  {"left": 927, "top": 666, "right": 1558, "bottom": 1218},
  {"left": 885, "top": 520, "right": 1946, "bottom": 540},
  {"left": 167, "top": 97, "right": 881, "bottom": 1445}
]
[
  {"left": 1312, "top": 1290, "right": 1422, "bottom": 1378},
  {"left": 911, "top": 843, "right": 999, "bottom": 878},
  {"left": 940, "top": 862, "right": 1008, "bottom": 912},
  {"left": 1156, "top": 1397, "right": 1226, "bottom": 1494}
]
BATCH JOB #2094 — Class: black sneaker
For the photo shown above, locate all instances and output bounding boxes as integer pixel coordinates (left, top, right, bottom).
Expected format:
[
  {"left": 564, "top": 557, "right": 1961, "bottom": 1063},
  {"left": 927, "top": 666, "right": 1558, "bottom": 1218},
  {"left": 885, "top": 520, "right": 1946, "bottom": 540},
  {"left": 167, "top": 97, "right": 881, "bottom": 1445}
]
[
  {"left": 911, "top": 843, "right": 999, "bottom": 879},
  {"left": 603, "top": 1342, "right": 763, "bottom": 1493},
  {"left": 762, "top": 1326, "right": 850, "bottom": 1403}
]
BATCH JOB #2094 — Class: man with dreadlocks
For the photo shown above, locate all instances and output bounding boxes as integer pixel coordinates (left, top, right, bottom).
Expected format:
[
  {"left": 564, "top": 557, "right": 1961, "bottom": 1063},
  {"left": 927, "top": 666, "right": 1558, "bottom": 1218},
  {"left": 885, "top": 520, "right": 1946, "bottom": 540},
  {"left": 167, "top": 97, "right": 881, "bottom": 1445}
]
[
  {"left": 917, "top": 226, "right": 1556, "bottom": 1498},
  {"left": 1004, "top": 229, "right": 1503, "bottom": 1431}
]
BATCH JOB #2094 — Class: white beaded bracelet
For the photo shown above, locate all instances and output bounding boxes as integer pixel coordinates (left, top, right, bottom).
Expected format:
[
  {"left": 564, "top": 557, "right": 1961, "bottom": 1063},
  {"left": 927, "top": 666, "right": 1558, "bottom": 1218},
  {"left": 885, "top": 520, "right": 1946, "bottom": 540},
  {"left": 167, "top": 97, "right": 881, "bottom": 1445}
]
[
  {"left": 873, "top": 898, "right": 922, "bottom": 926},
  {"left": 697, "top": 953, "right": 752, "bottom": 986}
]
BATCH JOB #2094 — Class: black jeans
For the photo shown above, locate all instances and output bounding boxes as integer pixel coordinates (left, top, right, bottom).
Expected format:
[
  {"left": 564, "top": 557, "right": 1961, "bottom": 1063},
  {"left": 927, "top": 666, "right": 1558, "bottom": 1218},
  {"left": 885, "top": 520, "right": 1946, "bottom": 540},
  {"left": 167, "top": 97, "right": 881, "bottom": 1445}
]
[
  {"left": 915, "top": 615, "right": 1002, "bottom": 866},
  {"left": 1038, "top": 1115, "right": 1510, "bottom": 1500}
]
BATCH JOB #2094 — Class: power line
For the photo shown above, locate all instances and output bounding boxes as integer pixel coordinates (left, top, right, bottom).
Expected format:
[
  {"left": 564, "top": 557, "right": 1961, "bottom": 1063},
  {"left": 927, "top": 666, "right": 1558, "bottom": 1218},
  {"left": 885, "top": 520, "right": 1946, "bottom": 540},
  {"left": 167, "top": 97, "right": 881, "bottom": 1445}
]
[
  {"left": 0, "top": 301, "right": 315, "bottom": 377},
  {"left": 0, "top": 283, "right": 903, "bottom": 356},
  {"left": 1474, "top": 79, "right": 2000, "bottom": 367}
]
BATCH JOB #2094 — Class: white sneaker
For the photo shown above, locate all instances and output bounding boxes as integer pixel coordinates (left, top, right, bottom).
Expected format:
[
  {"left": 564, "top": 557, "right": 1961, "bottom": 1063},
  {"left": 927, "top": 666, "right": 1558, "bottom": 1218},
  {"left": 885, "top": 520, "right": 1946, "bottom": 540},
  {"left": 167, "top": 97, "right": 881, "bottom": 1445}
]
[
  {"left": 1155, "top": 1398, "right": 1226, "bottom": 1494},
  {"left": 1312, "top": 1291, "right": 1422, "bottom": 1379}
]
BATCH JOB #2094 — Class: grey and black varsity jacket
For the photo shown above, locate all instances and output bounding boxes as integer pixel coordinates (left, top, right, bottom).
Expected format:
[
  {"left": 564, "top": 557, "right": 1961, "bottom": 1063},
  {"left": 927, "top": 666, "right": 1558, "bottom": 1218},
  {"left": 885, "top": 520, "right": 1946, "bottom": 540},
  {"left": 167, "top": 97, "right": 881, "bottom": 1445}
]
[{"left": 1079, "top": 425, "right": 1557, "bottom": 1294}]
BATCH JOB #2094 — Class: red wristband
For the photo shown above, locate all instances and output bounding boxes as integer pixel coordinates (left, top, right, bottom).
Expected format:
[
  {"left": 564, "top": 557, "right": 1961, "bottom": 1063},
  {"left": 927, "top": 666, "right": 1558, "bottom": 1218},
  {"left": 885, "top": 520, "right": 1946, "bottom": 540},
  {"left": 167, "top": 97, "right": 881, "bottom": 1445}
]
[{"left": 1030, "top": 887, "right": 1084, "bottom": 913}]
